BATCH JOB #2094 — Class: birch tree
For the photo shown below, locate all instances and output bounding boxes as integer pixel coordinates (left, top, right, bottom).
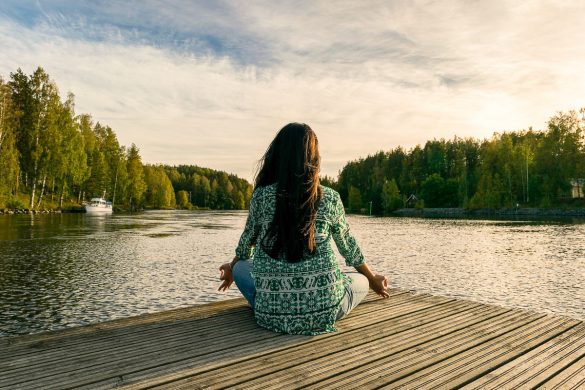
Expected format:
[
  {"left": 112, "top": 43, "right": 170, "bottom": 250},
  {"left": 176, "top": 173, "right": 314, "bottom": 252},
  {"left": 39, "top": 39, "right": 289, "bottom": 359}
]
[
  {"left": 0, "top": 78, "right": 19, "bottom": 198},
  {"left": 10, "top": 67, "right": 59, "bottom": 209},
  {"left": 126, "top": 143, "right": 146, "bottom": 210}
]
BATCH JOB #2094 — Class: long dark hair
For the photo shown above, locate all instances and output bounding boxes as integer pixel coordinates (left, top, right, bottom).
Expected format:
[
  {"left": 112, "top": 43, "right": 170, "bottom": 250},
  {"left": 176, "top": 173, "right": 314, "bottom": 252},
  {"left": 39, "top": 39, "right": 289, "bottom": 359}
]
[{"left": 255, "top": 123, "right": 323, "bottom": 262}]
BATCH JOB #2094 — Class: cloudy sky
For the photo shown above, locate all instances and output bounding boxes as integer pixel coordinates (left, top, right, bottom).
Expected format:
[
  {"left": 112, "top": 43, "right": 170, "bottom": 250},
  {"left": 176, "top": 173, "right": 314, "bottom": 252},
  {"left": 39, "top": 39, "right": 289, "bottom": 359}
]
[{"left": 1, "top": 1, "right": 584, "bottom": 180}]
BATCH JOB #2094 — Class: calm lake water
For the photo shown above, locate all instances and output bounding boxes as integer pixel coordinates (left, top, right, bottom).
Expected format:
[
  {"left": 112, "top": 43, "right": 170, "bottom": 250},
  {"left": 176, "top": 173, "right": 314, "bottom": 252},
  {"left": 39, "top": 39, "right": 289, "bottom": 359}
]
[{"left": 0, "top": 211, "right": 583, "bottom": 336}]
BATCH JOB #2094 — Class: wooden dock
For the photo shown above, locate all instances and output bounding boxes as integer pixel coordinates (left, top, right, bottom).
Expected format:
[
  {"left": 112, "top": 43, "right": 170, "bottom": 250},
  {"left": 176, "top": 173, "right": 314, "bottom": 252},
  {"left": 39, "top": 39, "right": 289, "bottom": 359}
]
[{"left": 1, "top": 289, "right": 584, "bottom": 389}]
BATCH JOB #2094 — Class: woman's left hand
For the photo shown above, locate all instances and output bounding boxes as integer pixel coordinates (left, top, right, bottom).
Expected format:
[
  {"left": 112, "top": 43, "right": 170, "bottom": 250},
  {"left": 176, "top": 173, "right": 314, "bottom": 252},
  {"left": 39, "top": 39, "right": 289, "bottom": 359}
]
[{"left": 218, "top": 263, "right": 234, "bottom": 291}]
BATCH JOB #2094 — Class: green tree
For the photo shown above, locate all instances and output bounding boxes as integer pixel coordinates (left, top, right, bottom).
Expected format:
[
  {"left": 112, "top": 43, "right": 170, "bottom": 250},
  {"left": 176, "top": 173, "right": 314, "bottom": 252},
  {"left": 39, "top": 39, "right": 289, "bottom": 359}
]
[
  {"left": 348, "top": 185, "right": 362, "bottom": 212},
  {"left": 244, "top": 184, "right": 253, "bottom": 208},
  {"left": 144, "top": 165, "right": 176, "bottom": 209},
  {"left": 100, "top": 125, "right": 125, "bottom": 204},
  {"left": 534, "top": 110, "right": 584, "bottom": 205},
  {"left": 111, "top": 152, "right": 128, "bottom": 208},
  {"left": 126, "top": 144, "right": 146, "bottom": 210},
  {"left": 469, "top": 173, "right": 506, "bottom": 209},
  {"left": 191, "top": 173, "right": 211, "bottom": 208},
  {"left": 85, "top": 148, "right": 108, "bottom": 198},
  {"left": 0, "top": 77, "right": 19, "bottom": 200},
  {"left": 424, "top": 140, "right": 447, "bottom": 176},
  {"left": 234, "top": 190, "right": 245, "bottom": 209},
  {"left": 176, "top": 190, "right": 191, "bottom": 209},
  {"left": 34, "top": 78, "right": 66, "bottom": 209},
  {"left": 381, "top": 179, "right": 402, "bottom": 213},
  {"left": 53, "top": 93, "right": 88, "bottom": 208},
  {"left": 420, "top": 173, "right": 445, "bottom": 208},
  {"left": 10, "top": 67, "right": 61, "bottom": 208},
  {"left": 209, "top": 178, "right": 219, "bottom": 208},
  {"left": 320, "top": 175, "right": 337, "bottom": 189}
]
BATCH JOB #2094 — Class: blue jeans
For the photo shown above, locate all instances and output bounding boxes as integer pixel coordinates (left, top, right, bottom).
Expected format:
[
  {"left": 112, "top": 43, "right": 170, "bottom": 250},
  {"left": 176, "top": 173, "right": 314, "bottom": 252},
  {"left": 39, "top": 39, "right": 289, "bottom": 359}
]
[{"left": 232, "top": 260, "right": 369, "bottom": 320}]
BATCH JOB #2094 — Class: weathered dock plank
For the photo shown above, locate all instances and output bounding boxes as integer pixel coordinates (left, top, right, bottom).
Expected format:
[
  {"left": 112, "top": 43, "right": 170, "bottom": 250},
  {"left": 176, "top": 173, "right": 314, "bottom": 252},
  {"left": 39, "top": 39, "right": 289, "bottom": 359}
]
[
  {"left": 462, "top": 323, "right": 585, "bottom": 389},
  {"left": 0, "top": 289, "right": 582, "bottom": 389}
]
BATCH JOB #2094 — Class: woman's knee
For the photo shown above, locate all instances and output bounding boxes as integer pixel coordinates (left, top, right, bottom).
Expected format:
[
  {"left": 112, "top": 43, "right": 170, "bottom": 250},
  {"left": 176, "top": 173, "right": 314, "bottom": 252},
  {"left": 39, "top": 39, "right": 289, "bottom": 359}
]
[
  {"left": 232, "top": 260, "right": 255, "bottom": 308},
  {"left": 232, "top": 259, "right": 252, "bottom": 281},
  {"left": 348, "top": 273, "right": 369, "bottom": 293}
]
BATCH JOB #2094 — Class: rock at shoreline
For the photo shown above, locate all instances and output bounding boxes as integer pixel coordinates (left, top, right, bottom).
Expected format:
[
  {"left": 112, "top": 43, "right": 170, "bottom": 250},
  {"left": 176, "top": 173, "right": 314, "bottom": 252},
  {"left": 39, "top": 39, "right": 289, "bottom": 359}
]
[{"left": 1, "top": 208, "right": 64, "bottom": 215}]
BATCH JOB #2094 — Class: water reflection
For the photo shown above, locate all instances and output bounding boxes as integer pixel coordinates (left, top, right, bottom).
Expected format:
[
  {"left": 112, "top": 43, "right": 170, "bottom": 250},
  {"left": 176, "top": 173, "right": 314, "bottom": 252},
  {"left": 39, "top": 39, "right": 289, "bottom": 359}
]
[{"left": 0, "top": 211, "right": 583, "bottom": 336}]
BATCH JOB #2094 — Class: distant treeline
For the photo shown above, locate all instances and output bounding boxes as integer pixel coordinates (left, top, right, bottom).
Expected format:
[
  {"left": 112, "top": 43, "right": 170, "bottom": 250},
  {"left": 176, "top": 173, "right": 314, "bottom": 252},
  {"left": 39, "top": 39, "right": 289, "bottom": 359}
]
[
  {"left": 153, "top": 165, "right": 253, "bottom": 210},
  {"left": 0, "top": 67, "right": 252, "bottom": 211},
  {"left": 328, "top": 109, "right": 585, "bottom": 214},
  {"left": 3, "top": 67, "right": 583, "bottom": 214}
]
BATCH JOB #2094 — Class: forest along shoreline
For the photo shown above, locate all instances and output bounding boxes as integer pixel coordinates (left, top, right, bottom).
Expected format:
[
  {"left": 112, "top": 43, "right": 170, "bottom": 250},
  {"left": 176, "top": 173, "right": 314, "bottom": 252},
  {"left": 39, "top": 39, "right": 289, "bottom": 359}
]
[
  {"left": 0, "top": 67, "right": 254, "bottom": 214},
  {"left": 2, "top": 67, "right": 584, "bottom": 217}
]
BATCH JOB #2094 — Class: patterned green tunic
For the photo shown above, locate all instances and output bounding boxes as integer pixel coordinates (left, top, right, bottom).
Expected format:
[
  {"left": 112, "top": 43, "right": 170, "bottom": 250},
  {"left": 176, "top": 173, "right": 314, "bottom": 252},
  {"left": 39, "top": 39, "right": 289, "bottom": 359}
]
[{"left": 235, "top": 184, "right": 366, "bottom": 335}]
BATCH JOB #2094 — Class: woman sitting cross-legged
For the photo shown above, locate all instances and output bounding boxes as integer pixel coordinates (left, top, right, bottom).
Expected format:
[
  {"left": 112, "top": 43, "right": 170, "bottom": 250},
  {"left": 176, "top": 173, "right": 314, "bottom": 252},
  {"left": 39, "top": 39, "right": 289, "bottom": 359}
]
[{"left": 218, "top": 122, "right": 389, "bottom": 335}]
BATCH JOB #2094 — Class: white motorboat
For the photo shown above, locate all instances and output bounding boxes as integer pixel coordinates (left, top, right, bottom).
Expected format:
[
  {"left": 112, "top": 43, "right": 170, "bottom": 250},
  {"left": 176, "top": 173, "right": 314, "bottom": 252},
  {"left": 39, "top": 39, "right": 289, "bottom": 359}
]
[{"left": 84, "top": 197, "right": 113, "bottom": 214}]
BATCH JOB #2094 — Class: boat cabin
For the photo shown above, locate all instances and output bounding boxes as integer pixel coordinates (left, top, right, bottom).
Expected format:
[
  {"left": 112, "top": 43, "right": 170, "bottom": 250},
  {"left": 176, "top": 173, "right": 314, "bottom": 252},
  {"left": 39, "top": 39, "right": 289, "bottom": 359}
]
[{"left": 89, "top": 198, "right": 108, "bottom": 207}]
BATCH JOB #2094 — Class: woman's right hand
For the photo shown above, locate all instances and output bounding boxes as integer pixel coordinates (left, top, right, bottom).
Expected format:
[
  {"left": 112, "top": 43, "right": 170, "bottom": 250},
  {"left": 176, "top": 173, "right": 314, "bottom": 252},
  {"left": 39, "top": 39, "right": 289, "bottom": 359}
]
[
  {"left": 369, "top": 274, "right": 390, "bottom": 298},
  {"left": 218, "top": 263, "right": 234, "bottom": 291}
]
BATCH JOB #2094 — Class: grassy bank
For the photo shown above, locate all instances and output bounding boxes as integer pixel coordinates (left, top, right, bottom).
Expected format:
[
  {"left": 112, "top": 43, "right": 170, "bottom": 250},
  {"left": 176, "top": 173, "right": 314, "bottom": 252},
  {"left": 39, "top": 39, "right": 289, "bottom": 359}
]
[{"left": 0, "top": 193, "right": 85, "bottom": 213}]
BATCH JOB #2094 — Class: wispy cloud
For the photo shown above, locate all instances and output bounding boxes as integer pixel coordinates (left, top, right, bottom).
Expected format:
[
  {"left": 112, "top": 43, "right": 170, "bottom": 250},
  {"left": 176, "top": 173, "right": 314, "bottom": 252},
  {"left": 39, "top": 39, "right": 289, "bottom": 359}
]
[{"left": 1, "top": 0, "right": 584, "bottom": 180}]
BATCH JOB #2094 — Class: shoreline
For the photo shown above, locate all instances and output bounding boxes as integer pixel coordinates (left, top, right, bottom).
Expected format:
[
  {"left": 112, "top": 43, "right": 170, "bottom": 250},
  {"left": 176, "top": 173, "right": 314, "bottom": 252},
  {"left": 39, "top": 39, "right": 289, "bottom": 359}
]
[
  {"left": 391, "top": 207, "right": 585, "bottom": 218},
  {"left": 3, "top": 206, "right": 585, "bottom": 218},
  {"left": 0, "top": 208, "right": 64, "bottom": 215},
  {"left": 0, "top": 206, "right": 227, "bottom": 215}
]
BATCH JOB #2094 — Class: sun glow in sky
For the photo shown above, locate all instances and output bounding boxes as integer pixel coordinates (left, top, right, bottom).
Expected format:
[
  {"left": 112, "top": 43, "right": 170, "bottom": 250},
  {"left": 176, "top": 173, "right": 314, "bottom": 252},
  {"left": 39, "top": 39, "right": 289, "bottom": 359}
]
[{"left": 1, "top": 1, "right": 584, "bottom": 180}]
